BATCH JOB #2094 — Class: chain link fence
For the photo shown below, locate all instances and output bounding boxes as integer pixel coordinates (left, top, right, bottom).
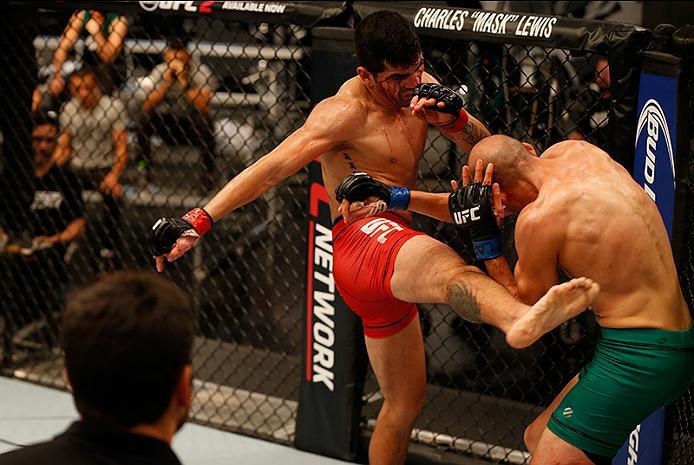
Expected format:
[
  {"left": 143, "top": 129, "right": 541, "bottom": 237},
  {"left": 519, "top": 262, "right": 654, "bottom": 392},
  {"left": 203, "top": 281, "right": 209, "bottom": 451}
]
[
  {"left": 0, "top": 2, "right": 690, "bottom": 464},
  {"left": 0, "top": 3, "right": 314, "bottom": 443}
]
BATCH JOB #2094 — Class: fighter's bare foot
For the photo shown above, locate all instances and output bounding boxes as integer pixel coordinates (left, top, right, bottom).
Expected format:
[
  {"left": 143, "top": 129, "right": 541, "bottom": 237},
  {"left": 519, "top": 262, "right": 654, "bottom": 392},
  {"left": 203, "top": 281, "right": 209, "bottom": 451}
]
[{"left": 506, "top": 277, "right": 600, "bottom": 349}]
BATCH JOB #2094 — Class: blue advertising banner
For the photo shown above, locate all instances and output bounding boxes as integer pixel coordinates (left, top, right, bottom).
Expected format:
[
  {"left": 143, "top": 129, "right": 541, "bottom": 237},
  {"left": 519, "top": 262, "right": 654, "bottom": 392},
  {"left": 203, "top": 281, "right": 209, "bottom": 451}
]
[
  {"left": 632, "top": 71, "right": 678, "bottom": 239},
  {"left": 614, "top": 67, "right": 680, "bottom": 465},
  {"left": 612, "top": 406, "right": 666, "bottom": 465}
]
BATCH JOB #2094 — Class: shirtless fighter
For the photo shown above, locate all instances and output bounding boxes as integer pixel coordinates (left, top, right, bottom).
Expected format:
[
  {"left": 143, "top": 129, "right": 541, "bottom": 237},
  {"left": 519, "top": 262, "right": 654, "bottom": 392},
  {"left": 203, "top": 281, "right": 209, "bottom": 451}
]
[
  {"left": 148, "top": 13, "right": 599, "bottom": 465},
  {"left": 341, "top": 135, "right": 693, "bottom": 464}
]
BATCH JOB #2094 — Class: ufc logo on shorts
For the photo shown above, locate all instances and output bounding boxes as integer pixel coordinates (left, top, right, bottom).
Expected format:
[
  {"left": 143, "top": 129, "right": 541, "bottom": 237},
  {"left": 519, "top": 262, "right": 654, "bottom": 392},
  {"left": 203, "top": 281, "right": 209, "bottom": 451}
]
[
  {"left": 360, "top": 218, "right": 404, "bottom": 244},
  {"left": 453, "top": 206, "right": 480, "bottom": 225}
]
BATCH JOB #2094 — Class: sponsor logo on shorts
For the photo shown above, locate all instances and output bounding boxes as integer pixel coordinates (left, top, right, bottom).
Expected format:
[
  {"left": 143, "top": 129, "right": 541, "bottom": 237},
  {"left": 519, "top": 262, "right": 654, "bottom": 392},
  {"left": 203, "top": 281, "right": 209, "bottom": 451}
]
[
  {"left": 360, "top": 218, "right": 404, "bottom": 244},
  {"left": 635, "top": 98, "right": 675, "bottom": 202},
  {"left": 562, "top": 407, "right": 573, "bottom": 418}
]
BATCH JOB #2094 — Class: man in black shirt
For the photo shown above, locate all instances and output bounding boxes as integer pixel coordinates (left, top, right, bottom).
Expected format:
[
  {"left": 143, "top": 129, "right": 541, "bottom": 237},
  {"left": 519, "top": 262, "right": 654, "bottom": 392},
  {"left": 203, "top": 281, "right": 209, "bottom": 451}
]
[
  {"left": 25, "top": 111, "right": 86, "bottom": 260},
  {"left": 0, "top": 271, "right": 195, "bottom": 465},
  {"left": 0, "top": 111, "right": 85, "bottom": 363}
]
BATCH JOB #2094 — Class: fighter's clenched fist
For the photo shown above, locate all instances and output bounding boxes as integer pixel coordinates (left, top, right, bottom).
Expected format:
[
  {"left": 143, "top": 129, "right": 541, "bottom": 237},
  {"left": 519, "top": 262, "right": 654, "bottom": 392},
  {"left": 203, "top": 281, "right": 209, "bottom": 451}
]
[{"left": 149, "top": 207, "right": 213, "bottom": 272}]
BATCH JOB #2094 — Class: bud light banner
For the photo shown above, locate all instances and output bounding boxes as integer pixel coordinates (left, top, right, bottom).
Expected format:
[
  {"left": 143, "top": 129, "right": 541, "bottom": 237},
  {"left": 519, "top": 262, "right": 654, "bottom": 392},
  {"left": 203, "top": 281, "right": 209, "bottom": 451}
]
[
  {"left": 616, "top": 56, "right": 682, "bottom": 465},
  {"left": 632, "top": 70, "right": 678, "bottom": 239},
  {"left": 612, "top": 407, "right": 665, "bottom": 465}
]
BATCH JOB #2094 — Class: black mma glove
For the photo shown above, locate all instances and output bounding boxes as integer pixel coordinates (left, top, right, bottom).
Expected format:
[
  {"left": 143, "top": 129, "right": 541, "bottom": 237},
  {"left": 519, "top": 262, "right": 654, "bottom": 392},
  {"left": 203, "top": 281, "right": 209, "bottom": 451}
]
[
  {"left": 335, "top": 172, "right": 410, "bottom": 211},
  {"left": 149, "top": 207, "right": 214, "bottom": 257},
  {"left": 448, "top": 183, "right": 503, "bottom": 260},
  {"left": 412, "top": 83, "right": 469, "bottom": 133}
]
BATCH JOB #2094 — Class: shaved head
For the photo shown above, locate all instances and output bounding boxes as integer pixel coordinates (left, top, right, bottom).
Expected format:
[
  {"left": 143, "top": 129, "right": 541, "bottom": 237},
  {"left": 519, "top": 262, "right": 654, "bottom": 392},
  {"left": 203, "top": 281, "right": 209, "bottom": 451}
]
[{"left": 468, "top": 135, "right": 535, "bottom": 190}]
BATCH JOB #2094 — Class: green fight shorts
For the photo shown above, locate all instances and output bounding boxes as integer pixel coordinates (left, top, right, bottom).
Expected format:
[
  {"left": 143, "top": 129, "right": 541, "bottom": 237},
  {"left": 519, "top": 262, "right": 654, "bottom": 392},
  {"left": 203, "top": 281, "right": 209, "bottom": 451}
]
[{"left": 547, "top": 324, "right": 694, "bottom": 457}]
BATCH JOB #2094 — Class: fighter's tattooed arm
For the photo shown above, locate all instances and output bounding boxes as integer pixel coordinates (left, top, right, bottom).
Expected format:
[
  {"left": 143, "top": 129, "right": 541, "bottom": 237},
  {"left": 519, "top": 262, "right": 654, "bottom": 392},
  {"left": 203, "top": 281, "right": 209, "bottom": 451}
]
[
  {"left": 460, "top": 118, "right": 491, "bottom": 146},
  {"left": 442, "top": 114, "right": 491, "bottom": 155}
]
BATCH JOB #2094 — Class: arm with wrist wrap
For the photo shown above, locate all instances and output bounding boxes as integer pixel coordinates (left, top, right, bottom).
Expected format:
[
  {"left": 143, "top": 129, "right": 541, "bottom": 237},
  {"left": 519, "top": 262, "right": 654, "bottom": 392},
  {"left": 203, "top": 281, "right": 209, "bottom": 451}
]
[
  {"left": 412, "top": 83, "right": 469, "bottom": 133},
  {"left": 334, "top": 172, "right": 410, "bottom": 211},
  {"left": 448, "top": 183, "right": 503, "bottom": 260},
  {"left": 149, "top": 207, "right": 214, "bottom": 256}
]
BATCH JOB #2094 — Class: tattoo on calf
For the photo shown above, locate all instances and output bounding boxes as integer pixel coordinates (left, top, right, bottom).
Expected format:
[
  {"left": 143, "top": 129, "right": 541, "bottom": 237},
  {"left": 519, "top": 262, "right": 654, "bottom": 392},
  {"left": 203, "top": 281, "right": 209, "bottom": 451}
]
[
  {"left": 343, "top": 153, "right": 358, "bottom": 173},
  {"left": 447, "top": 282, "right": 483, "bottom": 323}
]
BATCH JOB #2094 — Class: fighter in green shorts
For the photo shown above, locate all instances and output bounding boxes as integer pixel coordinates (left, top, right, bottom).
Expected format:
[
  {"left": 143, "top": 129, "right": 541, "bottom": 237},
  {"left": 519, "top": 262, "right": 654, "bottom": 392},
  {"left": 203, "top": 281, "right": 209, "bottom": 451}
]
[
  {"left": 458, "top": 137, "right": 694, "bottom": 465},
  {"left": 338, "top": 135, "right": 694, "bottom": 464},
  {"left": 548, "top": 325, "right": 694, "bottom": 461}
]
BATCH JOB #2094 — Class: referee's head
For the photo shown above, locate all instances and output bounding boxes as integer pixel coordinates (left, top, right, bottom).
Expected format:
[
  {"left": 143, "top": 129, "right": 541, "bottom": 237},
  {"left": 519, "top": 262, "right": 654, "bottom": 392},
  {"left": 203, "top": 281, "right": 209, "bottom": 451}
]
[{"left": 62, "top": 271, "right": 195, "bottom": 435}]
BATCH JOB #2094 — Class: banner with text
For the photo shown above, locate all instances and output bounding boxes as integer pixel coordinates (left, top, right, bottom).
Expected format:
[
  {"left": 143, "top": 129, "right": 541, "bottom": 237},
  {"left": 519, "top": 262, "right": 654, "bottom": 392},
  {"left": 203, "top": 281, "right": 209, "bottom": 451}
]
[
  {"left": 615, "top": 52, "right": 683, "bottom": 465},
  {"left": 295, "top": 29, "right": 367, "bottom": 461}
]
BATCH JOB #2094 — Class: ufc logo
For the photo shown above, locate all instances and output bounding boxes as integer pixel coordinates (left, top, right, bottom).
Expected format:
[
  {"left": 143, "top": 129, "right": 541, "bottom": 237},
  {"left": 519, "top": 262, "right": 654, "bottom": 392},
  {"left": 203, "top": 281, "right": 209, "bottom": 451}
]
[
  {"left": 360, "top": 218, "right": 404, "bottom": 244},
  {"left": 453, "top": 206, "right": 480, "bottom": 225}
]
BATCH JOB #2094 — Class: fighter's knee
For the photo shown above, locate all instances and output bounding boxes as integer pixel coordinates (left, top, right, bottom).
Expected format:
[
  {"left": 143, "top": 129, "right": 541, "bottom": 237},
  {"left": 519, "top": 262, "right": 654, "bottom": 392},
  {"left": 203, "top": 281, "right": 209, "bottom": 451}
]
[
  {"left": 446, "top": 266, "right": 486, "bottom": 290},
  {"left": 445, "top": 268, "right": 485, "bottom": 324},
  {"left": 412, "top": 384, "right": 426, "bottom": 413},
  {"left": 403, "top": 385, "right": 427, "bottom": 417},
  {"left": 384, "top": 388, "right": 426, "bottom": 424}
]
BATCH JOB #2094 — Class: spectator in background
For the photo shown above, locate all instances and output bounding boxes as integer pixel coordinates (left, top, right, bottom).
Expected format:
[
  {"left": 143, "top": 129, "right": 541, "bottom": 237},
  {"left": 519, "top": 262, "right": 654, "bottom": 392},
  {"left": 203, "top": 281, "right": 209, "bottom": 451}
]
[
  {"left": 0, "top": 271, "right": 194, "bottom": 465},
  {"left": 56, "top": 68, "right": 127, "bottom": 267},
  {"left": 137, "top": 37, "right": 218, "bottom": 188},
  {"left": 0, "top": 111, "right": 85, "bottom": 364},
  {"left": 26, "top": 111, "right": 86, "bottom": 256},
  {"left": 33, "top": 9, "right": 128, "bottom": 113},
  {"left": 561, "top": 57, "right": 611, "bottom": 145}
]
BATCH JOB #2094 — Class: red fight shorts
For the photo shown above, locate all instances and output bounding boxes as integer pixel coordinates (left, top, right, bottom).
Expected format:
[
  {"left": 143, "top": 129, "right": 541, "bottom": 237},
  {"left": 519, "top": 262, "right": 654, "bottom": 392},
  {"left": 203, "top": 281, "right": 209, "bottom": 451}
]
[{"left": 333, "top": 212, "right": 425, "bottom": 338}]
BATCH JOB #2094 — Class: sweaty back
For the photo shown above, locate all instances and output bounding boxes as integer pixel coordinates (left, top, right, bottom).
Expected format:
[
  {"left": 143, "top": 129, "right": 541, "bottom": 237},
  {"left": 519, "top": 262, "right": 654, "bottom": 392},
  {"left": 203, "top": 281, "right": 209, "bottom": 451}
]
[{"left": 522, "top": 141, "right": 687, "bottom": 329}]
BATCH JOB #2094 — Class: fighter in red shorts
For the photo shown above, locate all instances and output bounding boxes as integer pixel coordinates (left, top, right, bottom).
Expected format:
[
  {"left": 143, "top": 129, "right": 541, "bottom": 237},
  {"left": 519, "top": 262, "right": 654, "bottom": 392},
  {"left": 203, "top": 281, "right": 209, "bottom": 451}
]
[
  {"left": 332, "top": 211, "right": 424, "bottom": 338},
  {"left": 148, "top": 11, "right": 599, "bottom": 465}
]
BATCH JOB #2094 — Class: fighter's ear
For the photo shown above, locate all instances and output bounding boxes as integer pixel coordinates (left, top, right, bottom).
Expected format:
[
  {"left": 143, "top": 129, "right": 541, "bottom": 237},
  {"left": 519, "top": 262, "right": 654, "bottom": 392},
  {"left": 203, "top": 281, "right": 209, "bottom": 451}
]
[
  {"left": 521, "top": 142, "right": 538, "bottom": 156},
  {"left": 175, "top": 364, "right": 193, "bottom": 410},
  {"left": 356, "top": 67, "right": 375, "bottom": 88}
]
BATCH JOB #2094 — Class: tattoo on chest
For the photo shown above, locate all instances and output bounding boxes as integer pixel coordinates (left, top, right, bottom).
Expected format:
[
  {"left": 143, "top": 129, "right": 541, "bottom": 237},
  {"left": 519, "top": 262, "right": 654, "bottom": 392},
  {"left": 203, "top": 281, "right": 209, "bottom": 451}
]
[
  {"left": 447, "top": 282, "right": 483, "bottom": 324},
  {"left": 343, "top": 153, "right": 358, "bottom": 173}
]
